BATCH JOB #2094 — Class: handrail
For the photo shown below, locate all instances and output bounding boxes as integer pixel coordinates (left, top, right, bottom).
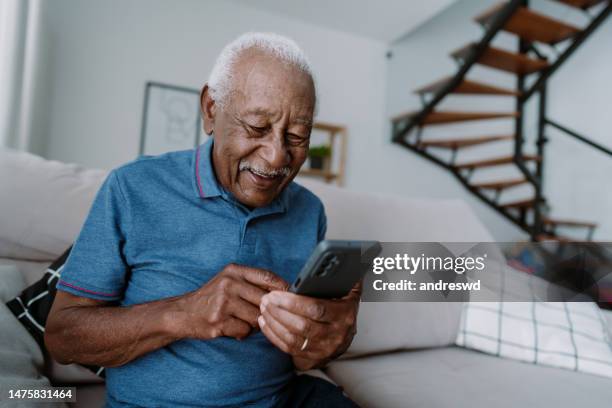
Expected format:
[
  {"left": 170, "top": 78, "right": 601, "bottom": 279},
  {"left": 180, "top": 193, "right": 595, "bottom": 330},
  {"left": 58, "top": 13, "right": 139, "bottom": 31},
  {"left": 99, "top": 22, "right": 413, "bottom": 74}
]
[
  {"left": 391, "top": 0, "right": 611, "bottom": 241},
  {"left": 519, "top": 1, "right": 612, "bottom": 102},
  {"left": 546, "top": 119, "right": 612, "bottom": 157},
  {"left": 393, "top": 0, "right": 524, "bottom": 143}
]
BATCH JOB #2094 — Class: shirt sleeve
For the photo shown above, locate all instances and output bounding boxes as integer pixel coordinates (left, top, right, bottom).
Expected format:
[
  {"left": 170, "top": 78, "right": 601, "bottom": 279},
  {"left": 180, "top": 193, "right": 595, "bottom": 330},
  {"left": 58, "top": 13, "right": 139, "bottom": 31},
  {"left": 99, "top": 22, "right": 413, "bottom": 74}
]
[
  {"left": 56, "top": 170, "right": 130, "bottom": 301},
  {"left": 317, "top": 202, "right": 327, "bottom": 243}
]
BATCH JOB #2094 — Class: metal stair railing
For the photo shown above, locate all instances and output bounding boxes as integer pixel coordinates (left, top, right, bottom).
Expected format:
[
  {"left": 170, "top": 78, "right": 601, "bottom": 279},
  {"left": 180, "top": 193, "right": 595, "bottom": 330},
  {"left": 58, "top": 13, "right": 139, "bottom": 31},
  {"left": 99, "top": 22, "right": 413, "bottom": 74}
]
[
  {"left": 520, "top": 1, "right": 612, "bottom": 103},
  {"left": 391, "top": 0, "right": 611, "bottom": 241},
  {"left": 392, "top": 0, "right": 524, "bottom": 143}
]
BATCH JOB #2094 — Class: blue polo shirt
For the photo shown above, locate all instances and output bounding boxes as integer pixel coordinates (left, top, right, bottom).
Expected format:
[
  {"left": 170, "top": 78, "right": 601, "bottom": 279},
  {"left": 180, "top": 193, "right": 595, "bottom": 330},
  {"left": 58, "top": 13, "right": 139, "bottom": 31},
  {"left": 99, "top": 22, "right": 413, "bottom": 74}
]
[{"left": 56, "top": 137, "right": 327, "bottom": 407}]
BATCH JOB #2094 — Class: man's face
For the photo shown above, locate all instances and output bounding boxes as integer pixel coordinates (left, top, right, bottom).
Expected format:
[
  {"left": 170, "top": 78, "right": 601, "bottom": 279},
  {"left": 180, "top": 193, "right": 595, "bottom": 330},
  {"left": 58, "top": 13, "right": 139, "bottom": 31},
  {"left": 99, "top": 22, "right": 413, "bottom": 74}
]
[{"left": 202, "top": 51, "right": 316, "bottom": 208}]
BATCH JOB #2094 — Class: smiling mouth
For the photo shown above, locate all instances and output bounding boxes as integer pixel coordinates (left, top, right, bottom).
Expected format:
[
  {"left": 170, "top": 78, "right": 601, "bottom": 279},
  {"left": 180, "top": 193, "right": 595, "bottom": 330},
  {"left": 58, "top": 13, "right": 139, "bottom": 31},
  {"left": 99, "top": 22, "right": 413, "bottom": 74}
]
[
  {"left": 247, "top": 168, "right": 280, "bottom": 180},
  {"left": 243, "top": 168, "right": 284, "bottom": 188}
]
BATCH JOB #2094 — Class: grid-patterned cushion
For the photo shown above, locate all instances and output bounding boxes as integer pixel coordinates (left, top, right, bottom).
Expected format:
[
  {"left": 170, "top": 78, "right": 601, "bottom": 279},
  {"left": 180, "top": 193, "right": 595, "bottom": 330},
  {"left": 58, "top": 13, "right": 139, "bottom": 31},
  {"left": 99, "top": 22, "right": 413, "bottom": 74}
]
[
  {"left": 5, "top": 246, "right": 105, "bottom": 378},
  {"left": 456, "top": 301, "right": 612, "bottom": 378}
]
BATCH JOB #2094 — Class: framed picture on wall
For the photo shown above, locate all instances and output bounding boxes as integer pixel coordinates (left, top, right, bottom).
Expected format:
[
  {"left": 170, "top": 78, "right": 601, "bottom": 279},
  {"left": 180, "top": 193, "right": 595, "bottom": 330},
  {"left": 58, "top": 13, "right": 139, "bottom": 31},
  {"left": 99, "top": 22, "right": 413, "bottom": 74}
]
[{"left": 139, "top": 81, "right": 208, "bottom": 156}]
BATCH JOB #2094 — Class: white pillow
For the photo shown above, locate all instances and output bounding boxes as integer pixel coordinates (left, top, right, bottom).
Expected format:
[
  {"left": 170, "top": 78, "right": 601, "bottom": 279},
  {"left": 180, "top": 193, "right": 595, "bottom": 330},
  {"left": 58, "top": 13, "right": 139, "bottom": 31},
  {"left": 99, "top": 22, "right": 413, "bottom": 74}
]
[
  {"left": 456, "top": 301, "right": 612, "bottom": 378},
  {"left": 343, "top": 302, "right": 463, "bottom": 358},
  {"left": 298, "top": 178, "right": 498, "bottom": 243},
  {"left": 0, "top": 261, "right": 104, "bottom": 385},
  {"left": 0, "top": 264, "right": 26, "bottom": 303},
  {"left": 0, "top": 266, "right": 57, "bottom": 397},
  {"left": 0, "top": 148, "right": 107, "bottom": 260}
]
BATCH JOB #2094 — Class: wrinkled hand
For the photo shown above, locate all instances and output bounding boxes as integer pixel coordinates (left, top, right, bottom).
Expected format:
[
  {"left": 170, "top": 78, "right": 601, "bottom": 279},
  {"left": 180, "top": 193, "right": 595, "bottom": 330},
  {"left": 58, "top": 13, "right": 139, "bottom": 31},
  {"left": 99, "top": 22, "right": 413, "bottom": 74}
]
[
  {"left": 258, "top": 282, "right": 361, "bottom": 371},
  {"left": 179, "top": 263, "right": 288, "bottom": 340}
]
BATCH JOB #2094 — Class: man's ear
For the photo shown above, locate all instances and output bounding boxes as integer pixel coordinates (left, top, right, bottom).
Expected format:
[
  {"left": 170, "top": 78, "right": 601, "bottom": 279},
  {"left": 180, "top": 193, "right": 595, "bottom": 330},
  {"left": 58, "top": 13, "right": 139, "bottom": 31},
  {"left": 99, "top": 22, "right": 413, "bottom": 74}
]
[{"left": 200, "top": 84, "right": 215, "bottom": 135}]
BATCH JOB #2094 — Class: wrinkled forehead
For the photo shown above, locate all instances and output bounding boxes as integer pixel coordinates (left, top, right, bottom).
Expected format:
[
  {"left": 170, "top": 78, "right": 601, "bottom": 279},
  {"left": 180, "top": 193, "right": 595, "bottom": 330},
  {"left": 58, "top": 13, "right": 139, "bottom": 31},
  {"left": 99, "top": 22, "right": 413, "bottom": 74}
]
[{"left": 228, "top": 50, "right": 316, "bottom": 121}]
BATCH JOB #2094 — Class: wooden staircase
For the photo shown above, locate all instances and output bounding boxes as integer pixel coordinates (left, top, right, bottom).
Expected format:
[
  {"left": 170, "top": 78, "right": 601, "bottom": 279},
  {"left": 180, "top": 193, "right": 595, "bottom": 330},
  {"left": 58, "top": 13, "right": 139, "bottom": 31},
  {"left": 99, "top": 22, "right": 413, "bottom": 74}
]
[
  {"left": 475, "top": 3, "right": 581, "bottom": 44},
  {"left": 451, "top": 43, "right": 550, "bottom": 74},
  {"left": 392, "top": 110, "right": 519, "bottom": 125},
  {"left": 391, "top": 0, "right": 611, "bottom": 241}
]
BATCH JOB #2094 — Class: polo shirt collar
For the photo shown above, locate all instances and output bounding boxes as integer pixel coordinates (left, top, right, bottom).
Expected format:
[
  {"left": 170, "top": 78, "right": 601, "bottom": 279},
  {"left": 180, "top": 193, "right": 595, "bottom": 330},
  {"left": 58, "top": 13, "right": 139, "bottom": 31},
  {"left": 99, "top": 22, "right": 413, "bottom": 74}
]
[
  {"left": 193, "top": 137, "right": 289, "bottom": 215},
  {"left": 194, "top": 137, "right": 222, "bottom": 199}
]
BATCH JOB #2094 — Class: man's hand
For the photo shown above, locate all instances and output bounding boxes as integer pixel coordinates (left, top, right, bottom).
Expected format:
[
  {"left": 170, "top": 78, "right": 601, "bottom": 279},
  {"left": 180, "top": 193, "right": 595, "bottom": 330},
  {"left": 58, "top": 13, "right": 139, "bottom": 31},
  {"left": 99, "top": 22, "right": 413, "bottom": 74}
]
[
  {"left": 258, "top": 282, "right": 361, "bottom": 371},
  {"left": 46, "top": 263, "right": 288, "bottom": 368},
  {"left": 178, "top": 263, "right": 288, "bottom": 340}
]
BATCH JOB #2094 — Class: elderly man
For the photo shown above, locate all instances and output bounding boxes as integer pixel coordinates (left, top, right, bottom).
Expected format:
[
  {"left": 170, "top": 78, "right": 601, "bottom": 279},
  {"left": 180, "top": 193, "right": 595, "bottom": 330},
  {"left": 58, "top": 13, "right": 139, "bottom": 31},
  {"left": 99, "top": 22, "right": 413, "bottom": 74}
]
[{"left": 45, "top": 33, "right": 360, "bottom": 407}]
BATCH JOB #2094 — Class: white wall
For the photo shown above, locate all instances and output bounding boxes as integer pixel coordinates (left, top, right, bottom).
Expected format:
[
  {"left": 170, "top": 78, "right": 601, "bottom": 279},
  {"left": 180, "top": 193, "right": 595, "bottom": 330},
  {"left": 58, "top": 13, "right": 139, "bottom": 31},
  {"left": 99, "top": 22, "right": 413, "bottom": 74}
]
[
  {"left": 385, "top": 0, "right": 612, "bottom": 240},
  {"left": 38, "top": 0, "right": 388, "bottom": 178},
  {"left": 33, "top": 0, "right": 611, "bottom": 241}
]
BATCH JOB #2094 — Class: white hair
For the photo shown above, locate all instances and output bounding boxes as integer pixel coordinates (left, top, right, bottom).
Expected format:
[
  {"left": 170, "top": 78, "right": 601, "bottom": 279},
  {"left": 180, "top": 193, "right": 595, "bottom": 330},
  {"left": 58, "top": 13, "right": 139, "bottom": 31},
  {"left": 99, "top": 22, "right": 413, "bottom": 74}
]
[{"left": 208, "top": 32, "right": 316, "bottom": 109}]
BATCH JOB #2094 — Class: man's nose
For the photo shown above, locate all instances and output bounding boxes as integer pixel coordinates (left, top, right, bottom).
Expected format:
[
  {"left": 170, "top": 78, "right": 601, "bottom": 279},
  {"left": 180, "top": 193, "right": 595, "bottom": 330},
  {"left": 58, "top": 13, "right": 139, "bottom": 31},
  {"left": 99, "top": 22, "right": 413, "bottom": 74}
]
[{"left": 261, "top": 134, "right": 290, "bottom": 168}]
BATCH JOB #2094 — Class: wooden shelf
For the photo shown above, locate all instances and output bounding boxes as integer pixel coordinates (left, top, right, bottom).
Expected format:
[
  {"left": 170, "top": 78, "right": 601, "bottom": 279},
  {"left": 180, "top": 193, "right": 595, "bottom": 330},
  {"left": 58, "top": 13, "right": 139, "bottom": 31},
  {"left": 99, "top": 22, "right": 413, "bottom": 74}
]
[
  {"left": 300, "top": 169, "right": 339, "bottom": 182},
  {"left": 313, "top": 122, "right": 345, "bottom": 133},
  {"left": 299, "top": 122, "right": 347, "bottom": 185}
]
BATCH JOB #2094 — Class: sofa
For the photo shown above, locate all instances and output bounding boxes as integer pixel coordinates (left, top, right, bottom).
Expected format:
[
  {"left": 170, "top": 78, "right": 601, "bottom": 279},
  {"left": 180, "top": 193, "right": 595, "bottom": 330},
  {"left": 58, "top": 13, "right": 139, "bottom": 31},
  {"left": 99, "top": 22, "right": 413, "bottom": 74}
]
[{"left": 1, "top": 148, "right": 612, "bottom": 407}]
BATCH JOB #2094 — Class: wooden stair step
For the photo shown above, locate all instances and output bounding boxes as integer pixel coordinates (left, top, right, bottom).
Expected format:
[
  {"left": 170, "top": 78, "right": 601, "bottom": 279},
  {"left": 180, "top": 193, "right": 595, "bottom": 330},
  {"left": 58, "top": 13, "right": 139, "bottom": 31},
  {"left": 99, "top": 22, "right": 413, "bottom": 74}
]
[
  {"left": 452, "top": 43, "right": 549, "bottom": 74},
  {"left": 555, "top": 0, "right": 606, "bottom": 10},
  {"left": 543, "top": 217, "right": 597, "bottom": 228},
  {"left": 415, "top": 76, "right": 520, "bottom": 96},
  {"left": 418, "top": 134, "right": 514, "bottom": 149},
  {"left": 475, "top": 2, "right": 581, "bottom": 45},
  {"left": 455, "top": 154, "right": 540, "bottom": 170},
  {"left": 500, "top": 198, "right": 536, "bottom": 209},
  {"left": 392, "top": 110, "right": 519, "bottom": 125},
  {"left": 535, "top": 233, "right": 573, "bottom": 242},
  {"left": 471, "top": 178, "right": 529, "bottom": 190}
]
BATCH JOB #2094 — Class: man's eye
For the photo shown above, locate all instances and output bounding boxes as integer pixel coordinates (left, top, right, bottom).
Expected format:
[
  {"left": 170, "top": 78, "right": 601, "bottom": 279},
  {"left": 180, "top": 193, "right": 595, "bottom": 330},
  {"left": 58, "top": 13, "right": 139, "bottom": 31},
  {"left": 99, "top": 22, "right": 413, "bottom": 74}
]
[
  {"left": 248, "top": 124, "right": 268, "bottom": 134},
  {"left": 287, "top": 134, "right": 306, "bottom": 145}
]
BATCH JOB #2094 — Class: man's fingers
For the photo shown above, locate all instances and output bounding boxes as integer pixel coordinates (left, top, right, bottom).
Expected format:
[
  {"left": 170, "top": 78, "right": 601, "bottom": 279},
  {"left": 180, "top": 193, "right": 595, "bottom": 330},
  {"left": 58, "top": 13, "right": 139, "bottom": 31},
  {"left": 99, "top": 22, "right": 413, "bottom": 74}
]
[
  {"left": 227, "top": 297, "right": 261, "bottom": 328},
  {"left": 345, "top": 280, "right": 363, "bottom": 300},
  {"left": 259, "top": 315, "right": 328, "bottom": 361},
  {"left": 261, "top": 302, "right": 321, "bottom": 338},
  {"left": 263, "top": 291, "right": 338, "bottom": 323},
  {"left": 259, "top": 310, "right": 305, "bottom": 353},
  {"left": 229, "top": 279, "right": 268, "bottom": 307},
  {"left": 229, "top": 264, "right": 289, "bottom": 292},
  {"left": 258, "top": 315, "right": 291, "bottom": 354},
  {"left": 220, "top": 317, "right": 252, "bottom": 339}
]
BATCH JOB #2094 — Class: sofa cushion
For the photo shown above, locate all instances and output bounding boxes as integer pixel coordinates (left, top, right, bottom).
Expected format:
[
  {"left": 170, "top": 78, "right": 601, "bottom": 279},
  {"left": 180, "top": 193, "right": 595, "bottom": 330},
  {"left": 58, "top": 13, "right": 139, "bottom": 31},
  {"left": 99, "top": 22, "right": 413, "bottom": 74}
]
[
  {"left": 0, "top": 265, "right": 26, "bottom": 303},
  {"left": 605, "top": 309, "right": 612, "bottom": 339},
  {"left": 0, "top": 148, "right": 107, "bottom": 260},
  {"left": 0, "top": 265, "right": 61, "bottom": 404},
  {"left": 0, "top": 150, "right": 500, "bottom": 362},
  {"left": 0, "top": 259, "right": 103, "bottom": 384},
  {"left": 298, "top": 178, "right": 497, "bottom": 242},
  {"left": 0, "top": 257, "right": 50, "bottom": 286},
  {"left": 343, "top": 302, "right": 462, "bottom": 358},
  {"left": 456, "top": 301, "right": 612, "bottom": 378},
  {"left": 5, "top": 247, "right": 106, "bottom": 381},
  {"left": 326, "top": 346, "right": 612, "bottom": 408}
]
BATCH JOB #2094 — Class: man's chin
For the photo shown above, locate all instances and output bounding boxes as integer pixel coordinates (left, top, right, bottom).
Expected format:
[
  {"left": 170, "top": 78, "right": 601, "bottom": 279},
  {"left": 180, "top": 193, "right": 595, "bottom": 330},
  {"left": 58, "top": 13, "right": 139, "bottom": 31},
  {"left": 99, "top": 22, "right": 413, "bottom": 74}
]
[
  {"left": 234, "top": 172, "right": 287, "bottom": 207},
  {"left": 235, "top": 189, "right": 276, "bottom": 208},
  {"left": 234, "top": 185, "right": 280, "bottom": 209}
]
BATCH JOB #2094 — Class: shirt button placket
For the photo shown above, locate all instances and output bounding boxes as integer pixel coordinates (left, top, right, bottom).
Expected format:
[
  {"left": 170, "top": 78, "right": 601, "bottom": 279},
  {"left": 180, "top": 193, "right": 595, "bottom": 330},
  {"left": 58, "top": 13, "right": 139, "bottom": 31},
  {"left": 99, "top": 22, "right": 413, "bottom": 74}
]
[{"left": 240, "top": 216, "right": 257, "bottom": 255}]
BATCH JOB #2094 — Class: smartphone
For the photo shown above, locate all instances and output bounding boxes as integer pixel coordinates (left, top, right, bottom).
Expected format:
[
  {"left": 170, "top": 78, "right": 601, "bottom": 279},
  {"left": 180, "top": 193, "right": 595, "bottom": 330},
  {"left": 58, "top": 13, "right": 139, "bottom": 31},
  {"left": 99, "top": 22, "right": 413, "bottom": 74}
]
[{"left": 290, "top": 240, "right": 381, "bottom": 299}]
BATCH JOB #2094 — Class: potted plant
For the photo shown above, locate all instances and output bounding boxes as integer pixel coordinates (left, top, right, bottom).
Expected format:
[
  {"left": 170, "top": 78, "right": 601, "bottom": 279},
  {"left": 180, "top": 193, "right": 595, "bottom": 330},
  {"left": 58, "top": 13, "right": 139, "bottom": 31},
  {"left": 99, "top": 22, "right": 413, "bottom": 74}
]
[{"left": 308, "top": 144, "right": 331, "bottom": 170}]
